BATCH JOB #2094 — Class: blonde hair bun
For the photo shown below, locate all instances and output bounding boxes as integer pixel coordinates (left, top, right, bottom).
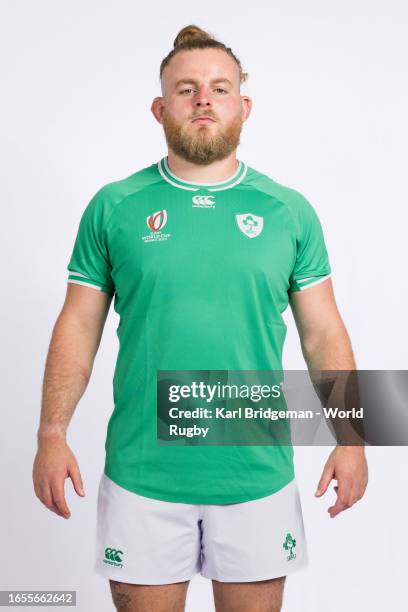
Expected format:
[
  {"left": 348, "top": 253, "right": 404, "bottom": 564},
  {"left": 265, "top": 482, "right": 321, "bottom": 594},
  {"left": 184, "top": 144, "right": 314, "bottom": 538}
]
[
  {"left": 160, "top": 25, "right": 248, "bottom": 84},
  {"left": 173, "top": 25, "right": 212, "bottom": 49}
]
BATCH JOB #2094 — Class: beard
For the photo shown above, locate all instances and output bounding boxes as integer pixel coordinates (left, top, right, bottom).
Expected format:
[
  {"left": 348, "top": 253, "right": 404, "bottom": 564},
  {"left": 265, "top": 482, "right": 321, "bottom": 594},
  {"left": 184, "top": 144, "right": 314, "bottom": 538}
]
[{"left": 162, "top": 110, "right": 243, "bottom": 165}]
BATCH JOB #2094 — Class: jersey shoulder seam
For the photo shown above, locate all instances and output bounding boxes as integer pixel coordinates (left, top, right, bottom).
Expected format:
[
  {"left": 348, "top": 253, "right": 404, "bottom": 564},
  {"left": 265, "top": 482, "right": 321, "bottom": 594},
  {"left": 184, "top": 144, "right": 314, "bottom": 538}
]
[
  {"left": 95, "top": 164, "right": 162, "bottom": 231},
  {"left": 244, "top": 167, "right": 309, "bottom": 234}
]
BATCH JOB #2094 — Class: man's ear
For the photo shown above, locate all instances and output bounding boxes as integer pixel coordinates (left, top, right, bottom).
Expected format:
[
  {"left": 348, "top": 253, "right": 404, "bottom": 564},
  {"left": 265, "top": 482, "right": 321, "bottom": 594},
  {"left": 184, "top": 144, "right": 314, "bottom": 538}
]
[
  {"left": 151, "top": 97, "right": 164, "bottom": 124},
  {"left": 240, "top": 95, "right": 252, "bottom": 122}
]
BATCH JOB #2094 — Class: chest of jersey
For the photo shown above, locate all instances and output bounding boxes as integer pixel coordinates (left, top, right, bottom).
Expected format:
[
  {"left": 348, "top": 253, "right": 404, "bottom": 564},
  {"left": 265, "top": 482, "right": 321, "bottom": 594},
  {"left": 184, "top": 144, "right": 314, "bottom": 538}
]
[{"left": 108, "top": 184, "right": 296, "bottom": 306}]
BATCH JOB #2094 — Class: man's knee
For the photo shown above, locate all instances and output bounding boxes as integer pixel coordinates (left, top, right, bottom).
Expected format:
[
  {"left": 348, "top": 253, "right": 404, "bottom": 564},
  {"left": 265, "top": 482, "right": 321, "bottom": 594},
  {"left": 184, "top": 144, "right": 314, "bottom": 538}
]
[
  {"left": 109, "top": 579, "right": 189, "bottom": 612},
  {"left": 212, "top": 576, "right": 286, "bottom": 612},
  {"left": 109, "top": 580, "right": 132, "bottom": 611}
]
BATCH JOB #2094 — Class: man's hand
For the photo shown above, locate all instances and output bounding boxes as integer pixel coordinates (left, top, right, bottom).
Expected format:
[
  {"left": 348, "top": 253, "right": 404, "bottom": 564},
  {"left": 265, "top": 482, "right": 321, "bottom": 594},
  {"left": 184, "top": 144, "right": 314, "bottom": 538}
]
[
  {"left": 32, "top": 436, "right": 85, "bottom": 519},
  {"left": 315, "top": 446, "right": 368, "bottom": 518}
]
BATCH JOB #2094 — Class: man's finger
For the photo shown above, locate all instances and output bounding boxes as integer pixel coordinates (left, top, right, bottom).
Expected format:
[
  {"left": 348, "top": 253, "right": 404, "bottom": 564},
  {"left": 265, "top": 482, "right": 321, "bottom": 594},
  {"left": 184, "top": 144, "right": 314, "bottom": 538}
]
[
  {"left": 328, "top": 480, "right": 353, "bottom": 517},
  {"left": 50, "top": 480, "right": 71, "bottom": 518},
  {"left": 328, "top": 499, "right": 349, "bottom": 518},
  {"left": 315, "top": 464, "right": 334, "bottom": 497},
  {"left": 41, "top": 483, "right": 67, "bottom": 518},
  {"left": 68, "top": 462, "right": 85, "bottom": 497}
]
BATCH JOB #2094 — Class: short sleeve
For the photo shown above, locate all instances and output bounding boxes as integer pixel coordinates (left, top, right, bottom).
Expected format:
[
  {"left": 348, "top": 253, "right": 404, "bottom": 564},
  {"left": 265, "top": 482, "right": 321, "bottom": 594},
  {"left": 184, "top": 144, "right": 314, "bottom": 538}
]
[
  {"left": 288, "top": 196, "right": 331, "bottom": 292},
  {"left": 67, "top": 189, "right": 115, "bottom": 295}
]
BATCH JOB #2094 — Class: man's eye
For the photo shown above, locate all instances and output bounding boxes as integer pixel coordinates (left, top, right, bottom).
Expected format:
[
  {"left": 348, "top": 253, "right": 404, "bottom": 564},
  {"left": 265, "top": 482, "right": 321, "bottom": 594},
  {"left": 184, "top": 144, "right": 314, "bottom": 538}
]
[{"left": 179, "top": 88, "right": 228, "bottom": 95}]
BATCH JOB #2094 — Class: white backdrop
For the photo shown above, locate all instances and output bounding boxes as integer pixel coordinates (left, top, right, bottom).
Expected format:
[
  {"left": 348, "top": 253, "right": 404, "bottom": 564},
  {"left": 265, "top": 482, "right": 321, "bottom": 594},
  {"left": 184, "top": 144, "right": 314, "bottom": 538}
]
[{"left": 1, "top": 1, "right": 407, "bottom": 610}]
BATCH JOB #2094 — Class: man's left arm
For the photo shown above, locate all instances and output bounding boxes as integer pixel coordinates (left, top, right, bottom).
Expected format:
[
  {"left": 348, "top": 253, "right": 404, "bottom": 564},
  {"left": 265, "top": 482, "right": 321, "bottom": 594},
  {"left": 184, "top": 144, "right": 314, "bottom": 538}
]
[{"left": 290, "top": 278, "right": 369, "bottom": 518}]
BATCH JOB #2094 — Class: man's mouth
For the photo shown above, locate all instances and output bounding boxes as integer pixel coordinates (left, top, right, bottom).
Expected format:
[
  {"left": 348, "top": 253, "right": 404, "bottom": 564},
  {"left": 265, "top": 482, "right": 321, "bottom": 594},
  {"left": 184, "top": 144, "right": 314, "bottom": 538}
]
[{"left": 191, "top": 116, "right": 216, "bottom": 124}]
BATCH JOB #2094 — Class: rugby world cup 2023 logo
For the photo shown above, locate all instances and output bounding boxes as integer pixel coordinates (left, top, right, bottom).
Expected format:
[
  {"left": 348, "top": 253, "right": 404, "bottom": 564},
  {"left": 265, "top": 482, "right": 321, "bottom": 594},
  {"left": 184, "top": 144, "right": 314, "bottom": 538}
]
[
  {"left": 148, "top": 209, "right": 167, "bottom": 231},
  {"left": 142, "top": 209, "right": 171, "bottom": 243}
]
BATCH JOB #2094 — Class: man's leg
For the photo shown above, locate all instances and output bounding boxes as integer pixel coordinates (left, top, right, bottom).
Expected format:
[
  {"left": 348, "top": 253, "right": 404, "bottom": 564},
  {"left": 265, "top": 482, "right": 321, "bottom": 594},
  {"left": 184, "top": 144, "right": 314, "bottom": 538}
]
[
  {"left": 200, "top": 481, "right": 307, "bottom": 610},
  {"left": 94, "top": 475, "right": 201, "bottom": 608},
  {"left": 212, "top": 577, "right": 286, "bottom": 612},
  {"left": 109, "top": 580, "right": 190, "bottom": 612}
]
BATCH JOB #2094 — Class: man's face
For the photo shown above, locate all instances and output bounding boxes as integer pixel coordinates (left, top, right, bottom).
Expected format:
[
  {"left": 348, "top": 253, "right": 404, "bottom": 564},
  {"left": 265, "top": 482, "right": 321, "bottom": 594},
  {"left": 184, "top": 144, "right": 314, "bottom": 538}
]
[{"left": 151, "top": 49, "right": 252, "bottom": 165}]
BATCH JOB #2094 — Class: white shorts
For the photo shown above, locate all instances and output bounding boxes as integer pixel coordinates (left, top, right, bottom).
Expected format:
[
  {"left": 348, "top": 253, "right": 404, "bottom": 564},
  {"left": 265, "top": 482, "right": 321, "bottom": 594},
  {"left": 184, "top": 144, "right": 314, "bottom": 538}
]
[{"left": 94, "top": 473, "right": 308, "bottom": 584}]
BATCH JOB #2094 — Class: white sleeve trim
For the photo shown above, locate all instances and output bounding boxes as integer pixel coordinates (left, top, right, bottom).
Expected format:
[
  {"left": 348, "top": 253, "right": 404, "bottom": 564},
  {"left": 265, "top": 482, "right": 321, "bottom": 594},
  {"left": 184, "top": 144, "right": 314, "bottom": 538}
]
[
  {"left": 298, "top": 273, "right": 331, "bottom": 290},
  {"left": 67, "top": 279, "right": 102, "bottom": 291}
]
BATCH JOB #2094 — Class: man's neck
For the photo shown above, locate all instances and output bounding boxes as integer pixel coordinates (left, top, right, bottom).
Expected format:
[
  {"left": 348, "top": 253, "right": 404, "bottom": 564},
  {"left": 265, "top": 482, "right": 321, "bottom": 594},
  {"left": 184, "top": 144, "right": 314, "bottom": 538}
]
[{"left": 166, "top": 150, "right": 239, "bottom": 183}]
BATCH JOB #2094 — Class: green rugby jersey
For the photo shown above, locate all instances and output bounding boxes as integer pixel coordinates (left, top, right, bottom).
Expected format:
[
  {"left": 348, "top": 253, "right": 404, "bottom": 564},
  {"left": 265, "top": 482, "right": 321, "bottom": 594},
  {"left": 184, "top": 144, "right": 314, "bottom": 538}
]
[{"left": 67, "top": 156, "right": 331, "bottom": 504}]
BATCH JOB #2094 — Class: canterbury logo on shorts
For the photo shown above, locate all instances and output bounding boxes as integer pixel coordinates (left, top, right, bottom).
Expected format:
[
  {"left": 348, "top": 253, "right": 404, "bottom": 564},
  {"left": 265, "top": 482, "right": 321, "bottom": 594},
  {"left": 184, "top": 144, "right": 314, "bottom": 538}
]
[{"left": 104, "top": 547, "right": 124, "bottom": 567}]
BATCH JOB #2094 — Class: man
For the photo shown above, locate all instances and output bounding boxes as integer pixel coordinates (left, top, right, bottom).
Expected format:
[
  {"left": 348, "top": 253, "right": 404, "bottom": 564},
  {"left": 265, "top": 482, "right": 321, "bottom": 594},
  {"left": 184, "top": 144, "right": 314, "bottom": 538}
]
[{"left": 33, "top": 25, "right": 368, "bottom": 612}]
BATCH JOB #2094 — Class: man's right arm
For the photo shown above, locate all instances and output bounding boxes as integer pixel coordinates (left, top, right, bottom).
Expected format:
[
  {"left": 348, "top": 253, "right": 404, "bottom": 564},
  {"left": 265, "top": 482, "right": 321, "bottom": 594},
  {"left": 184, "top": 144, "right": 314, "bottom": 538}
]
[{"left": 32, "top": 284, "right": 112, "bottom": 519}]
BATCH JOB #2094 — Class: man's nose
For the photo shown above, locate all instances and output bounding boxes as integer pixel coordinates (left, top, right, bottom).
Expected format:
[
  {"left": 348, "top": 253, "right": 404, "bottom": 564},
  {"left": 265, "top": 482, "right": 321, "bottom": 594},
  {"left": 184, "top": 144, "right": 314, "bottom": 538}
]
[{"left": 194, "top": 87, "right": 212, "bottom": 107}]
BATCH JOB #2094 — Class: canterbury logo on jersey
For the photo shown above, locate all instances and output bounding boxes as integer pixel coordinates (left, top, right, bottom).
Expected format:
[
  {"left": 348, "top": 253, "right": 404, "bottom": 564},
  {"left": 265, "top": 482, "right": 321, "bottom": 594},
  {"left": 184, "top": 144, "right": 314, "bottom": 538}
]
[
  {"left": 104, "top": 547, "right": 124, "bottom": 567},
  {"left": 147, "top": 209, "right": 167, "bottom": 231},
  {"left": 192, "top": 195, "right": 216, "bottom": 208}
]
